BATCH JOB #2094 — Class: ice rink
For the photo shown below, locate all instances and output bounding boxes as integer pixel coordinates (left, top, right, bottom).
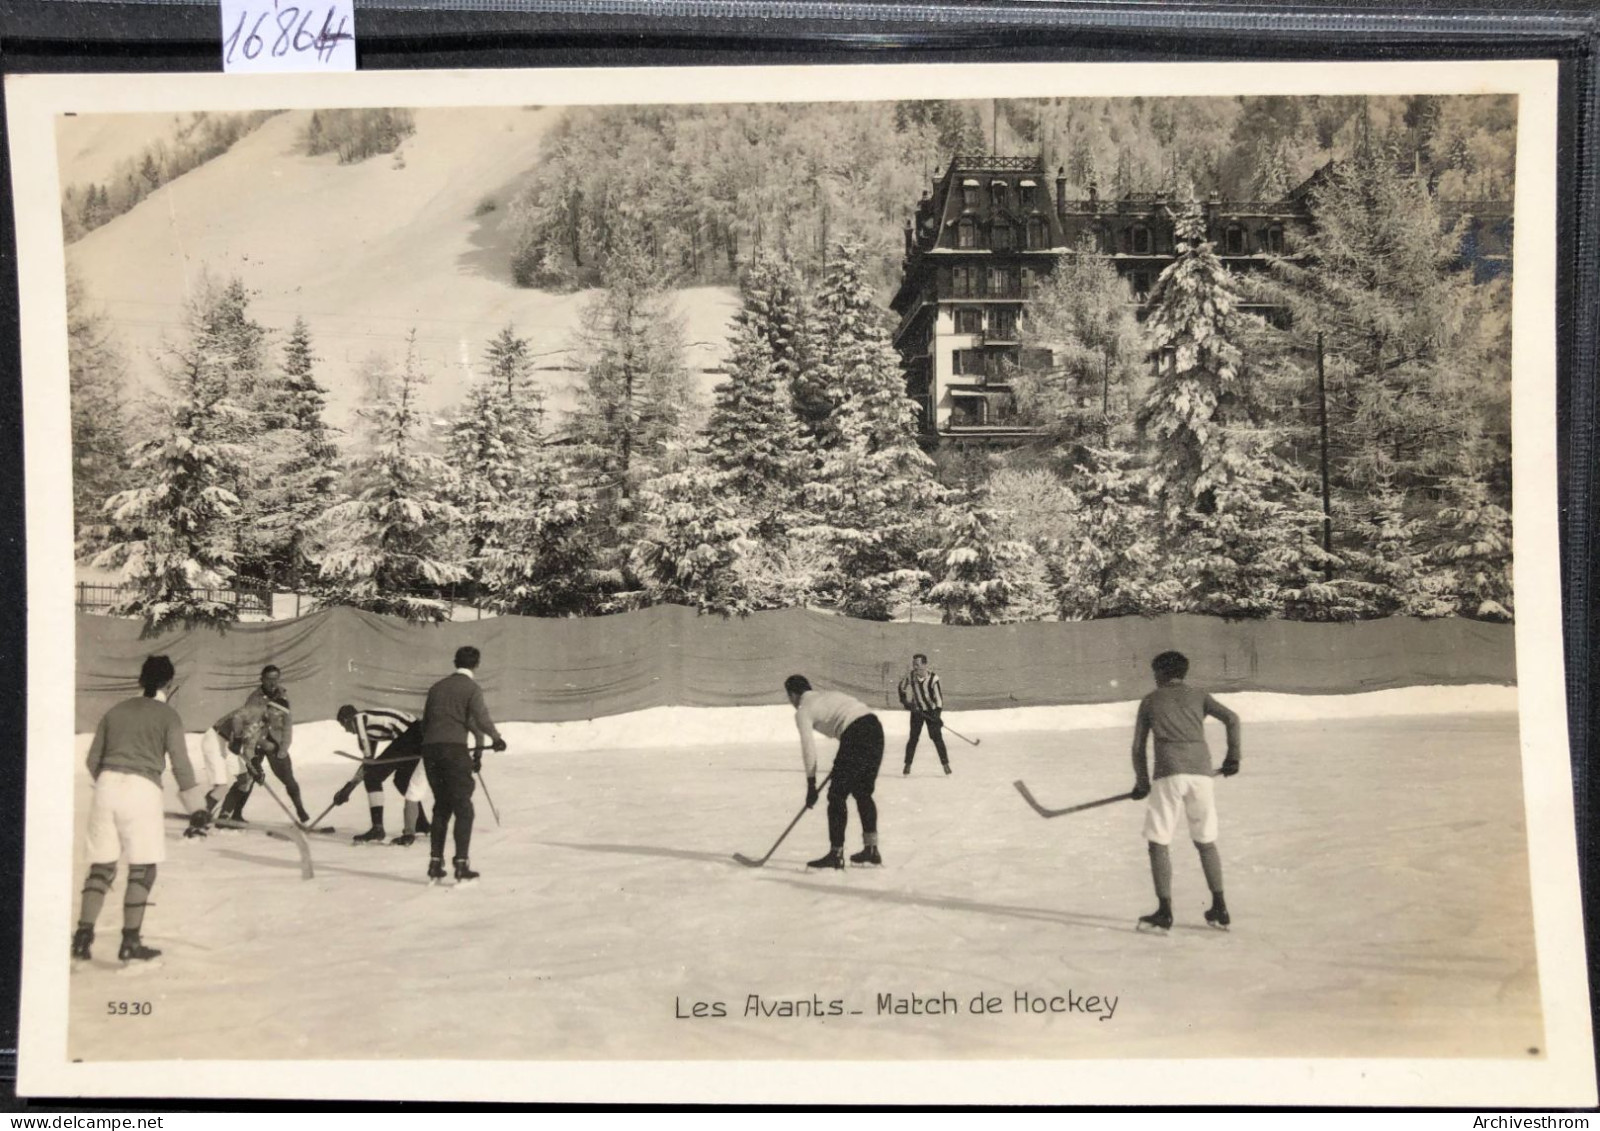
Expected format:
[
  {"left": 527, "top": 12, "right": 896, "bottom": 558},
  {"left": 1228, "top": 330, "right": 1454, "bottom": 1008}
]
[{"left": 64, "top": 689, "right": 1542, "bottom": 1064}]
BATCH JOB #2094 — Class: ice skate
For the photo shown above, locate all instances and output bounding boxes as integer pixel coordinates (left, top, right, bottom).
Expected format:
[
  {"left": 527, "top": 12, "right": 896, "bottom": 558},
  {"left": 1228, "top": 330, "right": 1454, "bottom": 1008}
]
[
  {"left": 390, "top": 833, "right": 417, "bottom": 847},
  {"left": 70, "top": 926, "right": 93, "bottom": 963},
  {"left": 848, "top": 846, "right": 882, "bottom": 867},
  {"left": 1205, "top": 905, "right": 1231, "bottom": 931},
  {"left": 1136, "top": 908, "right": 1173, "bottom": 933},
  {"left": 352, "top": 826, "right": 387, "bottom": 844},
  {"left": 427, "top": 857, "right": 448, "bottom": 886},
  {"left": 941, "top": 762, "right": 952, "bottom": 775},
  {"left": 453, "top": 857, "right": 480, "bottom": 887},
  {"left": 806, "top": 847, "right": 845, "bottom": 870},
  {"left": 902, "top": 763, "right": 911, "bottom": 776},
  {"left": 117, "top": 933, "right": 162, "bottom": 964}
]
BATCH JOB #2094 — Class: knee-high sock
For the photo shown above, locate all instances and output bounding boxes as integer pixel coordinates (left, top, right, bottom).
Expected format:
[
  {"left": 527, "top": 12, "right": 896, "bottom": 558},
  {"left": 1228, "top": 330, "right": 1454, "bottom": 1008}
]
[
  {"left": 826, "top": 794, "right": 847, "bottom": 849},
  {"left": 78, "top": 863, "right": 116, "bottom": 929},
  {"left": 453, "top": 800, "right": 475, "bottom": 859},
  {"left": 403, "top": 800, "right": 421, "bottom": 836},
  {"left": 123, "top": 863, "right": 157, "bottom": 934},
  {"left": 1148, "top": 842, "right": 1172, "bottom": 901},
  {"left": 856, "top": 793, "right": 878, "bottom": 837},
  {"left": 1195, "top": 841, "right": 1224, "bottom": 895},
  {"left": 367, "top": 790, "right": 385, "bottom": 830}
]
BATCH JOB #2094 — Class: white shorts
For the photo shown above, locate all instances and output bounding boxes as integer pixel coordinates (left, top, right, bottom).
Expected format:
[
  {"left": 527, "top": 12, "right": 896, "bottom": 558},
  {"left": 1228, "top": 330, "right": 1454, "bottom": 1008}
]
[
  {"left": 84, "top": 771, "right": 167, "bottom": 865},
  {"left": 403, "top": 769, "right": 430, "bottom": 805},
  {"left": 1142, "top": 774, "right": 1218, "bottom": 846},
  {"left": 200, "top": 728, "right": 245, "bottom": 791}
]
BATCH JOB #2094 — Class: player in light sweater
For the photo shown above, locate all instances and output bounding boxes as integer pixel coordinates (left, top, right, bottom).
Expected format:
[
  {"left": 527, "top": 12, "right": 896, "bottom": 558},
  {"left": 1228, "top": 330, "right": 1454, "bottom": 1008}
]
[
  {"left": 73, "top": 655, "right": 210, "bottom": 965},
  {"left": 785, "top": 674, "right": 885, "bottom": 869},
  {"left": 1129, "top": 650, "right": 1241, "bottom": 932}
]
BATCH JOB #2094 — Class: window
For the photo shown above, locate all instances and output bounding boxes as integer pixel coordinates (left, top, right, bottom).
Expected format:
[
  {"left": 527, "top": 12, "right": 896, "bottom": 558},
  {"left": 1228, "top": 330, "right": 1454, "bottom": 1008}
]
[
  {"left": 1131, "top": 271, "right": 1152, "bottom": 300},
  {"left": 955, "top": 308, "right": 984, "bottom": 335},
  {"left": 950, "top": 396, "right": 986, "bottom": 428},
  {"left": 1027, "top": 217, "right": 1048, "bottom": 249},
  {"left": 951, "top": 265, "right": 974, "bottom": 297},
  {"left": 1265, "top": 227, "right": 1284, "bottom": 254},
  {"left": 987, "top": 266, "right": 1012, "bottom": 296},
  {"left": 990, "top": 308, "right": 1019, "bottom": 340},
  {"left": 1225, "top": 225, "right": 1246, "bottom": 254},
  {"left": 1020, "top": 267, "right": 1036, "bottom": 297},
  {"left": 962, "top": 180, "right": 979, "bottom": 208},
  {"left": 991, "top": 182, "right": 1008, "bottom": 209},
  {"left": 957, "top": 219, "right": 977, "bottom": 249},
  {"left": 952, "top": 349, "right": 988, "bottom": 378},
  {"left": 991, "top": 223, "right": 1013, "bottom": 251},
  {"left": 1131, "top": 225, "right": 1152, "bottom": 255},
  {"left": 1019, "top": 183, "right": 1037, "bottom": 208}
]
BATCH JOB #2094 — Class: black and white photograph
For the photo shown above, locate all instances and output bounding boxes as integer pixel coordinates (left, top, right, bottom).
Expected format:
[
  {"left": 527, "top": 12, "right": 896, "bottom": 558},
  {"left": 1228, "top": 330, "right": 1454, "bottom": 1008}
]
[{"left": 7, "top": 60, "right": 1592, "bottom": 1105}]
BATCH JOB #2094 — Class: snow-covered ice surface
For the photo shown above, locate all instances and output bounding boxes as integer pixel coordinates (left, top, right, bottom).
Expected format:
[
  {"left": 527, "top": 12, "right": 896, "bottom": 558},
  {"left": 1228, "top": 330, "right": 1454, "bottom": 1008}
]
[{"left": 65, "top": 689, "right": 1541, "bottom": 1063}]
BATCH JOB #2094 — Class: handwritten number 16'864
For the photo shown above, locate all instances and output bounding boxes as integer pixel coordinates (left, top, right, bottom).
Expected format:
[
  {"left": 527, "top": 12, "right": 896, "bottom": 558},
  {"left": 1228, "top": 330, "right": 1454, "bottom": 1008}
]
[{"left": 224, "top": 5, "right": 350, "bottom": 66}]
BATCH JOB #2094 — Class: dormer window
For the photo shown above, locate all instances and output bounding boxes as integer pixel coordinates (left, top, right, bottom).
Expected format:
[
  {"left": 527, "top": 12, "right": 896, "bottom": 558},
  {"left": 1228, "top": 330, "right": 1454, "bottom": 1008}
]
[
  {"left": 1225, "top": 225, "right": 1246, "bottom": 254},
  {"left": 991, "top": 223, "right": 1013, "bottom": 251},
  {"left": 1265, "top": 226, "right": 1284, "bottom": 254},
  {"left": 1027, "top": 217, "right": 1048, "bottom": 249},
  {"left": 957, "top": 219, "right": 977, "bottom": 248},
  {"left": 962, "top": 179, "right": 980, "bottom": 208},
  {"left": 1130, "top": 225, "right": 1152, "bottom": 255},
  {"left": 991, "top": 181, "right": 1009, "bottom": 209},
  {"left": 1019, "top": 181, "right": 1037, "bottom": 208}
]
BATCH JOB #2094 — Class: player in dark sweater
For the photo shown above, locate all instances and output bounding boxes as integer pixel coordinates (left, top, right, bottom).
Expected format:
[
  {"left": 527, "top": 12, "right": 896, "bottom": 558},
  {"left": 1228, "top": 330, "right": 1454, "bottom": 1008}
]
[
  {"left": 1129, "top": 651, "right": 1241, "bottom": 932},
  {"left": 421, "top": 646, "right": 506, "bottom": 885}
]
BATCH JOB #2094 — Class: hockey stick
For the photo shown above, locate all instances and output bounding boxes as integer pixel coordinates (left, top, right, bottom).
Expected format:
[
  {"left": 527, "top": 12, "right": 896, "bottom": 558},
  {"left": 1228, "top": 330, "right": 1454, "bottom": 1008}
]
[
  {"left": 167, "top": 812, "right": 314, "bottom": 880},
  {"left": 473, "top": 743, "right": 501, "bottom": 828},
  {"left": 255, "top": 775, "right": 330, "bottom": 835},
  {"left": 733, "top": 773, "right": 832, "bottom": 868},
  {"left": 910, "top": 708, "right": 979, "bottom": 747},
  {"left": 1013, "top": 780, "right": 1132, "bottom": 819},
  {"left": 305, "top": 762, "right": 368, "bottom": 832},
  {"left": 331, "top": 749, "right": 421, "bottom": 767}
]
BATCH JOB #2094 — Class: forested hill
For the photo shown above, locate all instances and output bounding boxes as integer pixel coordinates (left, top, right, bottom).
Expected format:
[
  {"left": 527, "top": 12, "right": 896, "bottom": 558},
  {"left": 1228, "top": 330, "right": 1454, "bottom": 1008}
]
[{"left": 504, "top": 94, "right": 1517, "bottom": 293}]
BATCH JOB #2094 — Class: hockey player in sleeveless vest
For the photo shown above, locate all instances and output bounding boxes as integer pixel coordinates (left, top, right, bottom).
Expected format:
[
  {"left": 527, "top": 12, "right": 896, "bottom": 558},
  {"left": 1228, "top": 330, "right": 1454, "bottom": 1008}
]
[
  {"left": 1129, "top": 651, "right": 1241, "bottom": 932},
  {"left": 786, "top": 674, "right": 885, "bottom": 869},
  {"left": 73, "top": 655, "right": 210, "bottom": 965},
  {"left": 421, "top": 646, "right": 506, "bottom": 885}
]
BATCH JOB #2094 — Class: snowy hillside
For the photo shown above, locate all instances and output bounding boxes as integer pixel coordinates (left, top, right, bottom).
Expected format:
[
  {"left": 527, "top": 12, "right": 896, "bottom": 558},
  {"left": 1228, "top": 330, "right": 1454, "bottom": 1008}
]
[{"left": 63, "top": 107, "right": 739, "bottom": 431}]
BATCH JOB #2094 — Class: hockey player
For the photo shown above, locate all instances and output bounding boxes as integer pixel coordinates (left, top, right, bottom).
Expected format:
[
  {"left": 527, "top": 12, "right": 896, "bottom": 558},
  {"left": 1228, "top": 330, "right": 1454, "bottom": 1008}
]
[
  {"left": 1129, "top": 650, "right": 1241, "bottom": 932},
  {"left": 421, "top": 646, "right": 506, "bottom": 885},
  {"left": 72, "top": 655, "right": 210, "bottom": 965},
  {"left": 897, "top": 652, "right": 950, "bottom": 776},
  {"left": 332, "top": 704, "right": 432, "bottom": 846},
  {"left": 201, "top": 701, "right": 270, "bottom": 823},
  {"left": 244, "top": 666, "right": 312, "bottom": 825},
  {"left": 785, "top": 674, "right": 884, "bottom": 870}
]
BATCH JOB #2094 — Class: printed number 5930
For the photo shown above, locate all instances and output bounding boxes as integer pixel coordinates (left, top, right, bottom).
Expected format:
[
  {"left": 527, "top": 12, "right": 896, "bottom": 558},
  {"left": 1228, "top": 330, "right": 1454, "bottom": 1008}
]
[{"left": 106, "top": 1001, "right": 152, "bottom": 1016}]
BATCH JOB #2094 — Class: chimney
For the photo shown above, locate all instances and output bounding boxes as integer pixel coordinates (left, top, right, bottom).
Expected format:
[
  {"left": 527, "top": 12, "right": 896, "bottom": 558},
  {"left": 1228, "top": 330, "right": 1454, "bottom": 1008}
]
[
  {"left": 904, "top": 218, "right": 914, "bottom": 257},
  {"left": 1056, "top": 166, "right": 1067, "bottom": 218}
]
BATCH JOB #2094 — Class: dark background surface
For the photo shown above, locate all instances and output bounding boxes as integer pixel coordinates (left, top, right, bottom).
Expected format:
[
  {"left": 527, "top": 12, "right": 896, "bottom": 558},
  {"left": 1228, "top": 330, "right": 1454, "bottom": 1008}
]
[{"left": 0, "top": 0, "right": 1595, "bottom": 1111}]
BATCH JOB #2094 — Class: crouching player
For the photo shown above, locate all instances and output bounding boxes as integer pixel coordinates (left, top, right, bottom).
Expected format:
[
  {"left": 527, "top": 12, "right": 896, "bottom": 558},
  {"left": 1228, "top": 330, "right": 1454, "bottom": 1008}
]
[
  {"left": 72, "top": 655, "right": 210, "bottom": 965},
  {"left": 1130, "top": 650, "right": 1241, "bottom": 932},
  {"left": 333, "top": 704, "right": 432, "bottom": 846},
  {"left": 199, "top": 701, "right": 269, "bottom": 823}
]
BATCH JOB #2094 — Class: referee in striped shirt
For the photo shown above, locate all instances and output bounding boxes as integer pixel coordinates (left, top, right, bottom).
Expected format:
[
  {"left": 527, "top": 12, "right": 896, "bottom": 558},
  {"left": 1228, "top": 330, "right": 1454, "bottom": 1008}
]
[
  {"left": 897, "top": 653, "right": 951, "bottom": 776},
  {"left": 333, "top": 705, "right": 431, "bottom": 845}
]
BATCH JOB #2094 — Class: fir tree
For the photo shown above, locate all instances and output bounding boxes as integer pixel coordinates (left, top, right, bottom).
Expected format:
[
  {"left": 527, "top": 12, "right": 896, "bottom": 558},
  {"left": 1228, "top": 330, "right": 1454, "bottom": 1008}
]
[
  {"left": 926, "top": 505, "right": 1032, "bottom": 626},
  {"left": 632, "top": 444, "right": 754, "bottom": 615},
  {"left": 799, "top": 240, "right": 897, "bottom": 447},
  {"left": 477, "top": 449, "right": 597, "bottom": 618},
  {"left": 67, "top": 272, "right": 132, "bottom": 552},
  {"left": 1046, "top": 448, "right": 1174, "bottom": 620},
  {"left": 1430, "top": 468, "right": 1513, "bottom": 620},
  {"left": 308, "top": 332, "right": 466, "bottom": 622},
  {"left": 91, "top": 284, "right": 254, "bottom": 630}
]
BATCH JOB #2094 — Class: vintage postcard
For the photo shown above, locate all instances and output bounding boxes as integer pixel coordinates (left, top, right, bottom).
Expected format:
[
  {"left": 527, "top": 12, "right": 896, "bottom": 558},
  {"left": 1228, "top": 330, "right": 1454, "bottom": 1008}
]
[{"left": 7, "top": 59, "right": 1593, "bottom": 1106}]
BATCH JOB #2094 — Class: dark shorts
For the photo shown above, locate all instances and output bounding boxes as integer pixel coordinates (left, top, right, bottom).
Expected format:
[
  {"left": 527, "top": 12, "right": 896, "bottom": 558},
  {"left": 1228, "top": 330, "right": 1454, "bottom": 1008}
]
[{"left": 829, "top": 714, "right": 884, "bottom": 797}]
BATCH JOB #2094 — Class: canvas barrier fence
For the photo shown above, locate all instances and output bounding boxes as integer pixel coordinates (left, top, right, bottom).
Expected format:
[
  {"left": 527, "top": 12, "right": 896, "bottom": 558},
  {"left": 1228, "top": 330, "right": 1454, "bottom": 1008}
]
[{"left": 75, "top": 606, "right": 1516, "bottom": 732}]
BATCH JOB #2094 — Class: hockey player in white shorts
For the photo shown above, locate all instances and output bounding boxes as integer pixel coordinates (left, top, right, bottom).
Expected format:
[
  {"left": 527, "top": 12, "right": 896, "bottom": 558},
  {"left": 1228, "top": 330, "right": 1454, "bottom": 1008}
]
[
  {"left": 1129, "top": 650, "right": 1241, "bottom": 932},
  {"left": 72, "top": 655, "right": 210, "bottom": 965}
]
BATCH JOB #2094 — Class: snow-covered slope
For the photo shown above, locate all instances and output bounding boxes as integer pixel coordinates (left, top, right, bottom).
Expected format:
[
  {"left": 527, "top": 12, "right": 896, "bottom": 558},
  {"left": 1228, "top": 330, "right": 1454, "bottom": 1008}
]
[{"left": 64, "top": 108, "right": 738, "bottom": 431}]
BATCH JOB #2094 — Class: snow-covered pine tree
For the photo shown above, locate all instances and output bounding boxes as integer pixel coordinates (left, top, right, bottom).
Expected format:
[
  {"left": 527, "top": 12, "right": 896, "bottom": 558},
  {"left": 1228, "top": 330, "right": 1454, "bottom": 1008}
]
[
  {"left": 632, "top": 443, "right": 754, "bottom": 615},
  {"left": 925, "top": 504, "right": 1032, "bottom": 625},
  {"left": 246, "top": 317, "right": 341, "bottom": 590},
  {"left": 1014, "top": 235, "right": 1145, "bottom": 460},
  {"left": 477, "top": 449, "right": 597, "bottom": 618},
  {"left": 308, "top": 331, "right": 466, "bottom": 622},
  {"left": 1430, "top": 467, "right": 1513, "bottom": 620},
  {"left": 802, "top": 242, "right": 944, "bottom": 619},
  {"left": 449, "top": 325, "right": 547, "bottom": 565},
  {"left": 67, "top": 272, "right": 132, "bottom": 553},
  {"left": 1046, "top": 447, "right": 1174, "bottom": 619},
  {"left": 91, "top": 283, "right": 255, "bottom": 630},
  {"left": 799, "top": 240, "right": 897, "bottom": 448},
  {"left": 1317, "top": 484, "right": 1456, "bottom": 619}
]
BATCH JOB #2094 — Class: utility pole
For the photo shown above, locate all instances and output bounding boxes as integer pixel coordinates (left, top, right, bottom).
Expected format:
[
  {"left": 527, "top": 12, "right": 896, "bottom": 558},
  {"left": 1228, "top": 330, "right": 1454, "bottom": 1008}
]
[{"left": 1316, "top": 331, "right": 1333, "bottom": 581}]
